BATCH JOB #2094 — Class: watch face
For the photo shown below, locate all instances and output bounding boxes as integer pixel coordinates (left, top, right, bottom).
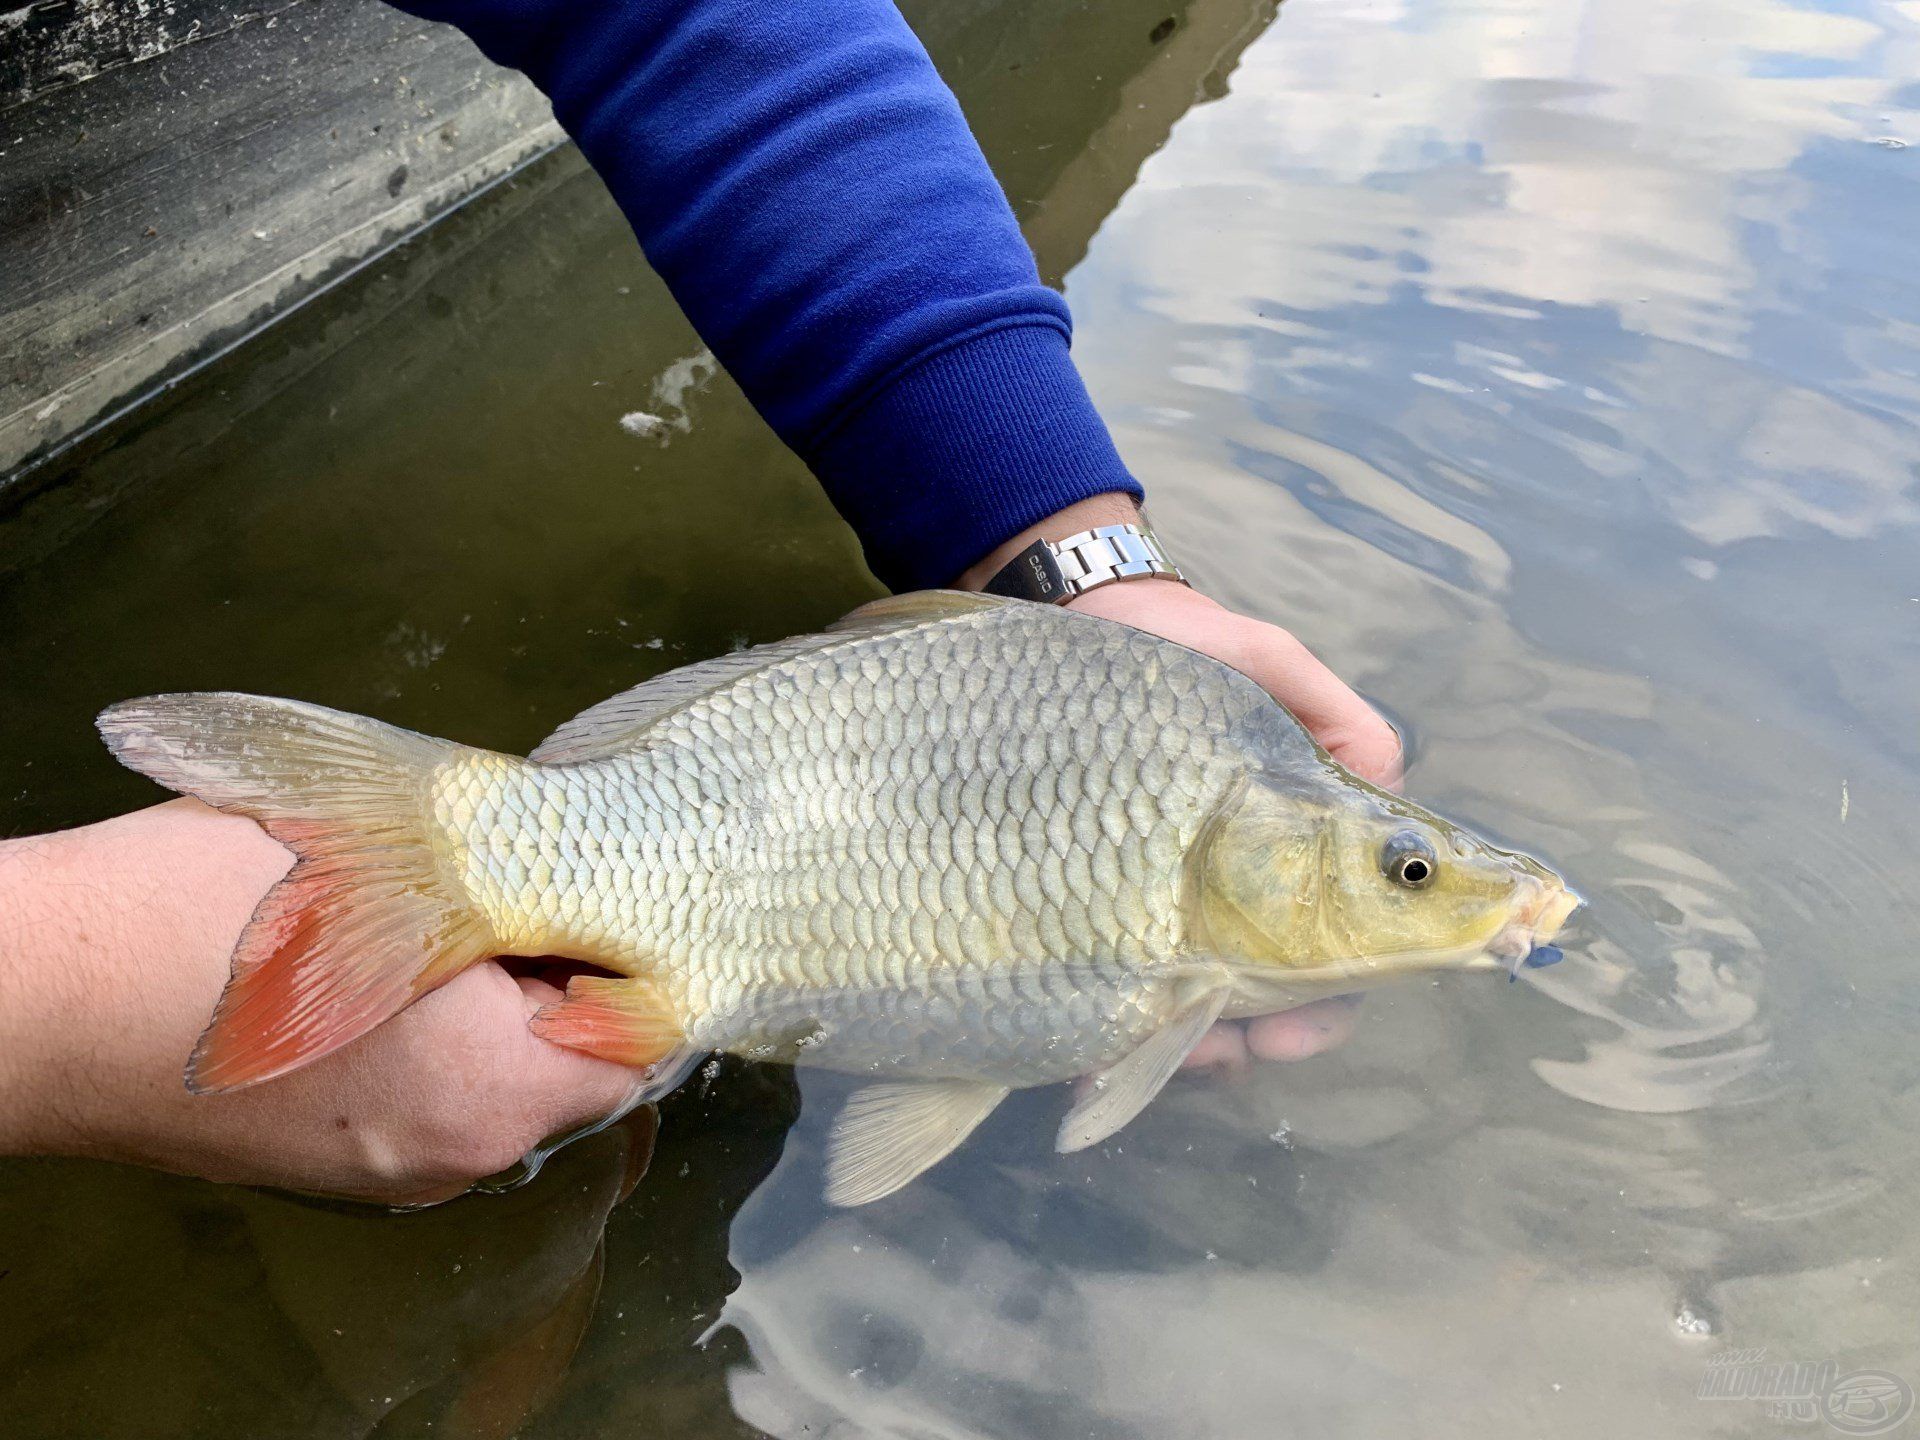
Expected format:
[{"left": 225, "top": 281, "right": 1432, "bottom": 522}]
[{"left": 986, "top": 539, "right": 1069, "bottom": 603}]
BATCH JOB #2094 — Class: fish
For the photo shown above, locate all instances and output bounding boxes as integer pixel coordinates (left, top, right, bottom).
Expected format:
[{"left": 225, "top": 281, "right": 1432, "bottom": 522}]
[{"left": 96, "top": 590, "right": 1578, "bottom": 1205}]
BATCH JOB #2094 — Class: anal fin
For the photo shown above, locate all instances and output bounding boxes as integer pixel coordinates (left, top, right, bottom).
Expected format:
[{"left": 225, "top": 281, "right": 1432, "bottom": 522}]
[
  {"left": 1056, "top": 989, "right": 1230, "bottom": 1154},
  {"left": 530, "top": 976, "right": 685, "bottom": 1070},
  {"left": 825, "top": 1079, "right": 1009, "bottom": 1207}
]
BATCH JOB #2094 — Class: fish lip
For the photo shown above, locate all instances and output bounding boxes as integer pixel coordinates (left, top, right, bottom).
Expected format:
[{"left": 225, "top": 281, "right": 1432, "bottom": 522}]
[
  {"left": 1485, "top": 880, "right": 1581, "bottom": 978},
  {"left": 1529, "top": 884, "right": 1581, "bottom": 942}
]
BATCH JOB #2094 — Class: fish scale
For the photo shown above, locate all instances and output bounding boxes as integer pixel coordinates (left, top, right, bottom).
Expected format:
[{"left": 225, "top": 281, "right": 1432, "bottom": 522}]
[{"left": 436, "top": 601, "right": 1277, "bottom": 1082}]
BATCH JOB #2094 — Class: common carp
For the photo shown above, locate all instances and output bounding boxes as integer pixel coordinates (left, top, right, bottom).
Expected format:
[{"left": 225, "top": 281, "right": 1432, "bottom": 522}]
[{"left": 97, "top": 591, "right": 1577, "bottom": 1205}]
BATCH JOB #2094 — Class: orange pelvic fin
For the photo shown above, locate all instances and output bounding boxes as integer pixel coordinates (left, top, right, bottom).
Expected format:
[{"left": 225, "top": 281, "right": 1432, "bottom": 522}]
[
  {"left": 96, "top": 693, "right": 495, "bottom": 1092},
  {"left": 530, "top": 977, "right": 684, "bottom": 1069}
]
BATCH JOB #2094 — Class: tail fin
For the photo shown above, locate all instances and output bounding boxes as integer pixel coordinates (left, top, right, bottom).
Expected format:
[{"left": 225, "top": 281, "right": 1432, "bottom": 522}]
[{"left": 97, "top": 693, "right": 493, "bottom": 1093}]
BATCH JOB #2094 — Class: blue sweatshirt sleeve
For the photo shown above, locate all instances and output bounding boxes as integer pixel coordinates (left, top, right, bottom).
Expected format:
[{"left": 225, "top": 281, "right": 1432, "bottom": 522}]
[{"left": 390, "top": 0, "right": 1141, "bottom": 591}]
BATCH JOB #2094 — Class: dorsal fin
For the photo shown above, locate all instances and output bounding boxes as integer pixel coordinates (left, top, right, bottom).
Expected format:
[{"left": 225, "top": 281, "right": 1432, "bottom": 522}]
[
  {"left": 529, "top": 633, "right": 843, "bottom": 763},
  {"left": 530, "top": 590, "right": 1014, "bottom": 764}
]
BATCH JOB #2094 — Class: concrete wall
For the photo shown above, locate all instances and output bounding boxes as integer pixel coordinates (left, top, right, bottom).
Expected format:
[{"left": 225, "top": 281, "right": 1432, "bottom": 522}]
[{"left": 0, "top": 0, "right": 559, "bottom": 482}]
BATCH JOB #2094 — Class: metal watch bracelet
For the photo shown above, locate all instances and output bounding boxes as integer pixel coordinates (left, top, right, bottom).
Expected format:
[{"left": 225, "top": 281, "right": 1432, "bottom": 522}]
[{"left": 982, "top": 521, "right": 1187, "bottom": 604}]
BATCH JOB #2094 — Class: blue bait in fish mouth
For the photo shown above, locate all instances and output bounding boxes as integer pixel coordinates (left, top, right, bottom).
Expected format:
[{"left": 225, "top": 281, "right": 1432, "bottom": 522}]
[{"left": 1507, "top": 943, "right": 1566, "bottom": 982}]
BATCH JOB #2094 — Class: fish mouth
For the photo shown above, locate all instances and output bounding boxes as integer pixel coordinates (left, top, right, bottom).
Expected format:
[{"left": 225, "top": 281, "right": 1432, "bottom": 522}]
[{"left": 1472, "top": 880, "right": 1582, "bottom": 980}]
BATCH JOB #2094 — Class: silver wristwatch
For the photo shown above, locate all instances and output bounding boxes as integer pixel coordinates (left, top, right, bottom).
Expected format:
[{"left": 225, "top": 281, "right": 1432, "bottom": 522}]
[{"left": 982, "top": 522, "right": 1187, "bottom": 604}]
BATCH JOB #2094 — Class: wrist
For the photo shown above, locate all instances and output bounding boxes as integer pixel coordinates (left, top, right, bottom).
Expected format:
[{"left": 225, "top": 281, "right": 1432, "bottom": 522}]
[{"left": 953, "top": 491, "right": 1143, "bottom": 591}]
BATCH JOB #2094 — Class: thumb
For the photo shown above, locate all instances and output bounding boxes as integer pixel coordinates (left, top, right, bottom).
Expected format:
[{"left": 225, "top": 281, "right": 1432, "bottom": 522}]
[{"left": 512, "top": 975, "right": 657, "bottom": 1144}]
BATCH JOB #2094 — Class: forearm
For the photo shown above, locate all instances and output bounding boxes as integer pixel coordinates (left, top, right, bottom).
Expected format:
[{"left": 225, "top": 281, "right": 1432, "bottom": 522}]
[
  {"left": 0, "top": 818, "right": 156, "bottom": 1158},
  {"left": 393, "top": 0, "right": 1140, "bottom": 588},
  {"left": 0, "top": 805, "right": 285, "bottom": 1165},
  {"left": 0, "top": 831, "right": 69, "bottom": 1154}
]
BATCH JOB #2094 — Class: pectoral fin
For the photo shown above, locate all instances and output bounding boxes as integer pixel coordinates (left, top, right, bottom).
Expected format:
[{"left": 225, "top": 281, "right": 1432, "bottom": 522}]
[
  {"left": 1056, "top": 989, "right": 1230, "bottom": 1154},
  {"left": 825, "top": 1079, "right": 1010, "bottom": 1207}
]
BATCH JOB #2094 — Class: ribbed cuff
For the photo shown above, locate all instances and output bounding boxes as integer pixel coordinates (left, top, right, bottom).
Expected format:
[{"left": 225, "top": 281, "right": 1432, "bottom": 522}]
[{"left": 805, "top": 321, "right": 1144, "bottom": 592}]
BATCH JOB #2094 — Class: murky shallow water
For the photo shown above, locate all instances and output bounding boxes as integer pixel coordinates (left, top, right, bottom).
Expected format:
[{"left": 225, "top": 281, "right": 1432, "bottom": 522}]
[{"left": 4, "top": 0, "right": 1919, "bottom": 1434}]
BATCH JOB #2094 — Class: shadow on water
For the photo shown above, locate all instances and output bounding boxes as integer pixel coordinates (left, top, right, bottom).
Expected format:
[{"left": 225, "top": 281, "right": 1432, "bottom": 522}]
[{"left": 5, "top": 0, "right": 1920, "bottom": 1434}]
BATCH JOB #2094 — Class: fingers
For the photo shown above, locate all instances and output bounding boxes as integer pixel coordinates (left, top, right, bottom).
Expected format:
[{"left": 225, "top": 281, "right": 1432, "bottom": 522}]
[
  {"left": 1183, "top": 1022, "right": 1250, "bottom": 1072},
  {"left": 1243, "top": 996, "right": 1361, "bottom": 1062},
  {"left": 1183, "top": 999, "right": 1363, "bottom": 1075}
]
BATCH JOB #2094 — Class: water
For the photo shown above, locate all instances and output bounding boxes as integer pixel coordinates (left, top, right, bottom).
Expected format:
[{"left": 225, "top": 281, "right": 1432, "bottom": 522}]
[{"left": 3, "top": 0, "right": 1918, "bottom": 1433}]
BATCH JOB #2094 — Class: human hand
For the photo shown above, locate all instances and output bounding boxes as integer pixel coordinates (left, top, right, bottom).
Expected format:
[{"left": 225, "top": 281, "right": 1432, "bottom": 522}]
[
  {"left": 957, "top": 493, "right": 1404, "bottom": 1068},
  {"left": 0, "top": 800, "right": 642, "bottom": 1205}
]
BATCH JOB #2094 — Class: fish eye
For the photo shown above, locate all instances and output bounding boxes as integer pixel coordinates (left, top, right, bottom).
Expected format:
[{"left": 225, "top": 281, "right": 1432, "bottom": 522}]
[{"left": 1381, "top": 830, "right": 1439, "bottom": 889}]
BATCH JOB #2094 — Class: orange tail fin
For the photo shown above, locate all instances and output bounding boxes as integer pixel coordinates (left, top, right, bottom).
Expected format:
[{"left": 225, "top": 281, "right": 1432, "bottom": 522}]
[{"left": 97, "top": 694, "right": 494, "bottom": 1092}]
